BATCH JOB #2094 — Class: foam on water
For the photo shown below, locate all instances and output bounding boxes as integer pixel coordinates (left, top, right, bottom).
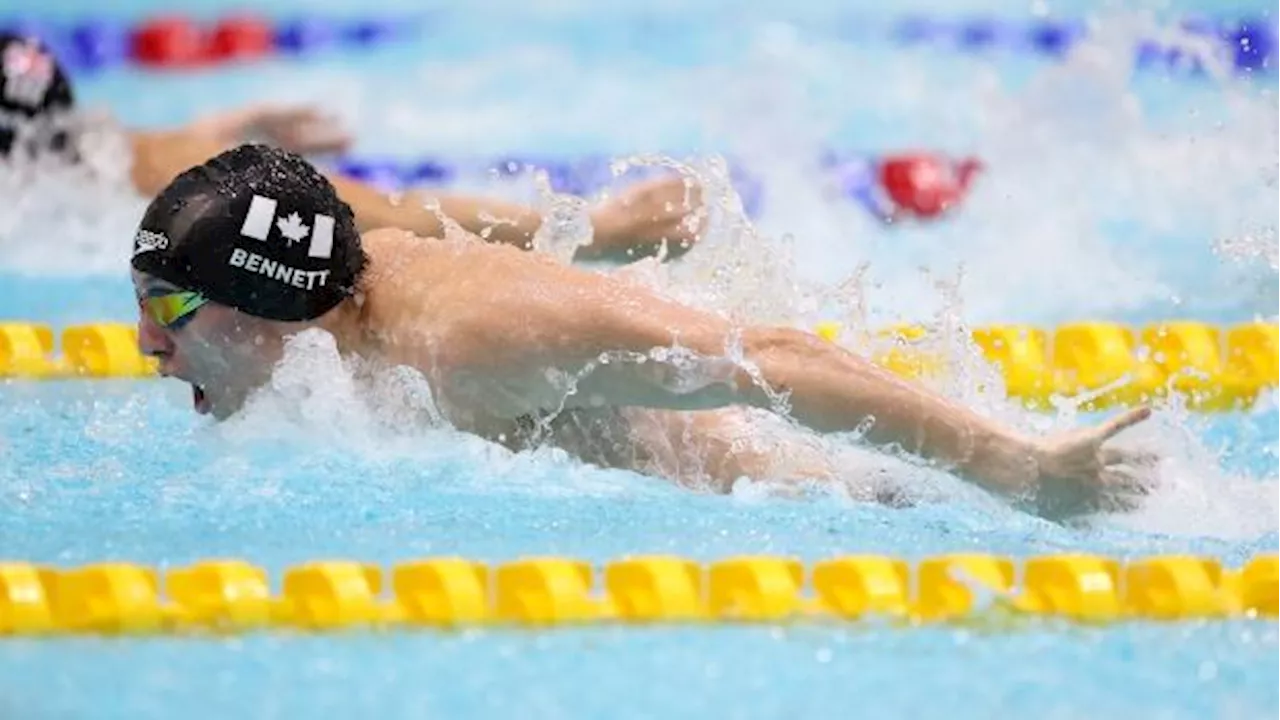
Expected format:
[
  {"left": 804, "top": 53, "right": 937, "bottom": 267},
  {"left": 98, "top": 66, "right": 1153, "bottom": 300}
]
[
  {"left": 0, "top": 12, "right": 1275, "bottom": 538},
  {"left": 0, "top": 111, "right": 144, "bottom": 276},
  {"left": 203, "top": 329, "right": 669, "bottom": 500}
]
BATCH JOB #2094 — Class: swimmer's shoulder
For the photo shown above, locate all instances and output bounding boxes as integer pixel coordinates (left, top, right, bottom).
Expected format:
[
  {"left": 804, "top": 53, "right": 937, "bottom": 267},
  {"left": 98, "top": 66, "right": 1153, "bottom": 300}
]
[
  {"left": 359, "top": 226, "right": 421, "bottom": 251},
  {"left": 358, "top": 227, "right": 509, "bottom": 297},
  {"left": 359, "top": 226, "right": 473, "bottom": 268},
  {"left": 357, "top": 226, "right": 572, "bottom": 330}
]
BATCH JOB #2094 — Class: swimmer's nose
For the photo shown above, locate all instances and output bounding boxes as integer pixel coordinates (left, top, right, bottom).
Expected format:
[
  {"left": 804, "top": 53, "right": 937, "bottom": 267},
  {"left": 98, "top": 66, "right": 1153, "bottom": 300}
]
[{"left": 137, "top": 311, "right": 174, "bottom": 360}]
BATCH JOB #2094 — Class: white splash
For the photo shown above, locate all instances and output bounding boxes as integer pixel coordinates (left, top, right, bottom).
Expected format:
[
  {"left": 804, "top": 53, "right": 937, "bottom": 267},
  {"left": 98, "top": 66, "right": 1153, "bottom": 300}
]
[{"left": 0, "top": 109, "right": 145, "bottom": 276}]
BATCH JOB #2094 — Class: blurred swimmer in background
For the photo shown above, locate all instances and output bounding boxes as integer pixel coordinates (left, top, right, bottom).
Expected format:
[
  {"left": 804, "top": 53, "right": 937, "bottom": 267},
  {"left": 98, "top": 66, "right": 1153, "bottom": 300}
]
[{"left": 1, "top": 31, "right": 704, "bottom": 263}]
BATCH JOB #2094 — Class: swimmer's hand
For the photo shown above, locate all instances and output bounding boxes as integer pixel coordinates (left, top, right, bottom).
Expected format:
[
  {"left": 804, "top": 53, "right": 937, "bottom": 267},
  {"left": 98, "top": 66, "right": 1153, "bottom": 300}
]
[
  {"left": 1021, "top": 407, "right": 1158, "bottom": 521},
  {"left": 579, "top": 176, "right": 706, "bottom": 262},
  {"left": 187, "top": 104, "right": 353, "bottom": 156}
]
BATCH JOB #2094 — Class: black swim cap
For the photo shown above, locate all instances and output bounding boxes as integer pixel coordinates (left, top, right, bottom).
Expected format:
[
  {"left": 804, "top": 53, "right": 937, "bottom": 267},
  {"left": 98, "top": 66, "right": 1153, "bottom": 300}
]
[
  {"left": 0, "top": 32, "right": 74, "bottom": 157},
  {"left": 130, "top": 143, "right": 368, "bottom": 322}
]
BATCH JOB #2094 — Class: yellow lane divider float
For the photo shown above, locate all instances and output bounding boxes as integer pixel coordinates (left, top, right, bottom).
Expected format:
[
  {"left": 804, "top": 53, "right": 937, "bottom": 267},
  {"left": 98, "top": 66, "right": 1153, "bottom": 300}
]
[
  {"left": 1, "top": 320, "right": 1276, "bottom": 411},
  {"left": 0, "top": 322, "right": 156, "bottom": 379},
  {"left": 0, "top": 554, "right": 1274, "bottom": 636},
  {"left": 815, "top": 320, "right": 1276, "bottom": 411}
]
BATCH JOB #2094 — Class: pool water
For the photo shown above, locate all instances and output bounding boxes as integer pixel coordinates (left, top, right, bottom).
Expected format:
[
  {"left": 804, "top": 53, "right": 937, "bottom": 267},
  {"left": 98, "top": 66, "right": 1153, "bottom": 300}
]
[{"left": 0, "top": 0, "right": 1277, "bottom": 718}]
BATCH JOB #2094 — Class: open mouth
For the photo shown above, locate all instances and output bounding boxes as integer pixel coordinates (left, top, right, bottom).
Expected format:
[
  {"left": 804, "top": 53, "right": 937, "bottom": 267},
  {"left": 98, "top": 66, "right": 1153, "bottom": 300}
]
[{"left": 192, "top": 384, "right": 210, "bottom": 415}]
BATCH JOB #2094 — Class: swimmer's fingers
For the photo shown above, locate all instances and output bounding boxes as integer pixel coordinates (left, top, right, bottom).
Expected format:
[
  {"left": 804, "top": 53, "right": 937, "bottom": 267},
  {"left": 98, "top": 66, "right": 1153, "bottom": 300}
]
[
  {"left": 1100, "top": 467, "right": 1153, "bottom": 495},
  {"left": 1040, "top": 469, "right": 1148, "bottom": 518},
  {"left": 1097, "top": 406, "right": 1152, "bottom": 441},
  {"left": 1098, "top": 489, "right": 1142, "bottom": 514},
  {"left": 1101, "top": 446, "right": 1160, "bottom": 468},
  {"left": 1034, "top": 460, "right": 1155, "bottom": 520}
]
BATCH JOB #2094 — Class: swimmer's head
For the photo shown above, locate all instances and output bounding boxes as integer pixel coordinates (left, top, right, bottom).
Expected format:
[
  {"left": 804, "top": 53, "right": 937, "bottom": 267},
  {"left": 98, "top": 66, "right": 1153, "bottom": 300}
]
[
  {"left": 130, "top": 143, "right": 368, "bottom": 418},
  {"left": 0, "top": 32, "right": 75, "bottom": 159}
]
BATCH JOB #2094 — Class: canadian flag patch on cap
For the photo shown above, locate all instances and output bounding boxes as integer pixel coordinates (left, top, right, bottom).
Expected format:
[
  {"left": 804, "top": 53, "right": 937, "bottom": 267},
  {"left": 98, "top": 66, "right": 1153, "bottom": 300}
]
[{"left": 239, "top": 194, "right": 335, "bottom": 259}]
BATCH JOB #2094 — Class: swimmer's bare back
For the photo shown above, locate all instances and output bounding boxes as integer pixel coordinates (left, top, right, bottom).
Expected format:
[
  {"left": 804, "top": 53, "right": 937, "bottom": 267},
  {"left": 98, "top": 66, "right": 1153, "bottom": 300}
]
[
  {"left": 343, "top": 228, "right": 1154, "bottom": 518},
  {"left": 343, "top": 230, "right": 835, "bottom": 490}
]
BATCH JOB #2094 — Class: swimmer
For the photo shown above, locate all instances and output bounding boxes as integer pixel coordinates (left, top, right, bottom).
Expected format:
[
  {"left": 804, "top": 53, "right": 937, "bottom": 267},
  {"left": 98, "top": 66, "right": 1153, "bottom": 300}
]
[
  {"left": 131, "top": 144, "right": 1159, "bottom": 521},
  {"left": 1, "top": 31, "right": 702, "bottom": 263}
]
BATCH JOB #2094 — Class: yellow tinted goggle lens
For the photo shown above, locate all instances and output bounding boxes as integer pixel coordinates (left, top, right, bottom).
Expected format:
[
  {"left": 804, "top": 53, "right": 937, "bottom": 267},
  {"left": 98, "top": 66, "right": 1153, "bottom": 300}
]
[{"left": 144, "top": 291, "right": 208, "bottom": 329}]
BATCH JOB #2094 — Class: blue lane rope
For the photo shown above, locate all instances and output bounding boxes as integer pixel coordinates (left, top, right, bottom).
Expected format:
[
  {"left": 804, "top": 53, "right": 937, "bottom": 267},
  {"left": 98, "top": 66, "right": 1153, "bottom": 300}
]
[
  {"left": 0, "top": 13, "right": 1272, "bottom": 75},
  {"left": 887, "top": 14, "right": 1273, "bottom": 73},
  {"left": 0, "top": 14, "right": 421, "bottom": 73}
]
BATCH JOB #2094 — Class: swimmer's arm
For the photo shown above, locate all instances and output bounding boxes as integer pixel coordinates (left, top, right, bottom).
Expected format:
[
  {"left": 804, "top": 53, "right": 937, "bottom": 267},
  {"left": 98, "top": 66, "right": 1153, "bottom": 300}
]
[
  {"left": 330, "top": 178, "right": 545, "bottom": 249},
  {"left": 128, "top": 105, "right": 351, "bottom": 196},
  {"left": 184, "top": 105, "right": 352, "bottom": 155},
  {"left": 464, "top": 258, "right": 1147, "bottom": 498},
  {"left": 334, "top": 177, "right": 700, "bottom": 261}
]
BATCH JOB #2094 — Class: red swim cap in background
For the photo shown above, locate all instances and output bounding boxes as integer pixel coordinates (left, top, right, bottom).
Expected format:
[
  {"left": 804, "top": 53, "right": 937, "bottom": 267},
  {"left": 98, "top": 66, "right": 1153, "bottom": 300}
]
[{"left": 879, "top": 153, "right": 983, "bottom": 219}]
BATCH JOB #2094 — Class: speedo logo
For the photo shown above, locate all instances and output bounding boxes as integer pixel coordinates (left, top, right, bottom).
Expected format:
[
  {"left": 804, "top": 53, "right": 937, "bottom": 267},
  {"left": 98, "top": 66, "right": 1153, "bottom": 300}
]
[{"left": 133, "top": 229, "right": 169, "bottom": 255}]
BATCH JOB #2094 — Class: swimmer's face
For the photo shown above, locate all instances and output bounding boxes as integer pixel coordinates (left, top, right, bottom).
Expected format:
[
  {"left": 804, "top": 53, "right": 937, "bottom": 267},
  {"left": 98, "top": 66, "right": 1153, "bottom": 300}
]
[{"left": 133, "top": 271, "right": 289, "bottom": 419}]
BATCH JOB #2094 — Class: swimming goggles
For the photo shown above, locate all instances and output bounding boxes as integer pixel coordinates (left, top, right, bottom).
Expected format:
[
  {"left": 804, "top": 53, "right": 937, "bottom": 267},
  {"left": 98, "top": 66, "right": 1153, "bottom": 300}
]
[{"left": 142, "top": 289, "right": 209, "bottom": 330}]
